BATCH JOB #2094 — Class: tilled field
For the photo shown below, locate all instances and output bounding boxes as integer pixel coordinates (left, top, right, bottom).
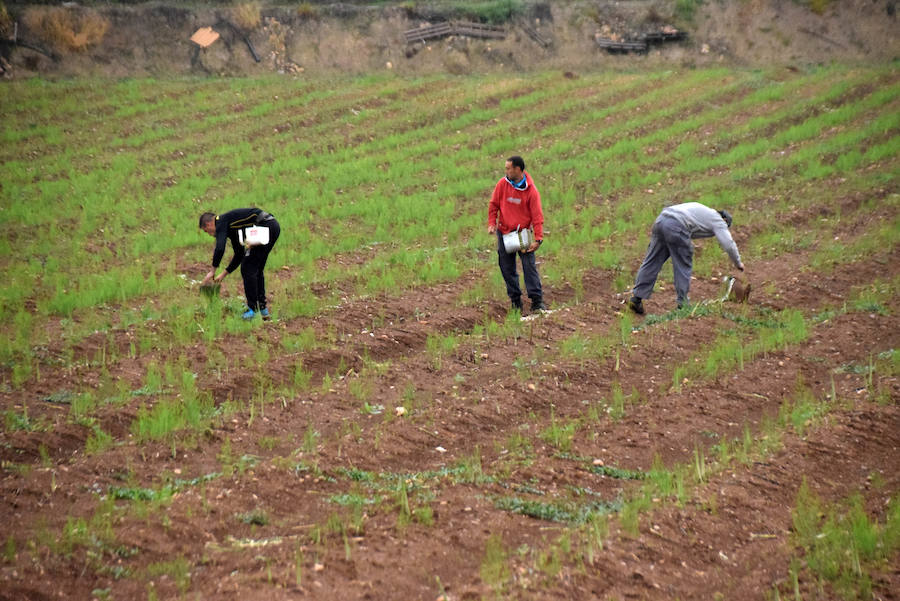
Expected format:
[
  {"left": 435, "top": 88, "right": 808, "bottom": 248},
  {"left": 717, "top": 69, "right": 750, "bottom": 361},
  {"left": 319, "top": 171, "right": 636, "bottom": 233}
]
[
  {"left": 2, "top": 209, "right": 897, "bottom": 601},
  {"left": 0, "top": 66, "right": 898, "bottom": 601}
]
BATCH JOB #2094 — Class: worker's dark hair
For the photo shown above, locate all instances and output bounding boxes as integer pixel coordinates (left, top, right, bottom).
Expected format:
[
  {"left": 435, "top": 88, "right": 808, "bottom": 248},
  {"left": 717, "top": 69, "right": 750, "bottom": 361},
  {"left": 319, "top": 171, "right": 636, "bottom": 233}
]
[
  {"left": 717, "top": 209, "right": 733, "bottom": 228},
  {"left": 507, "top": 155, "right": 525, "bottom": 171},
  {"left": 198, "top": 212, "right": 216, "bottom": 228}
]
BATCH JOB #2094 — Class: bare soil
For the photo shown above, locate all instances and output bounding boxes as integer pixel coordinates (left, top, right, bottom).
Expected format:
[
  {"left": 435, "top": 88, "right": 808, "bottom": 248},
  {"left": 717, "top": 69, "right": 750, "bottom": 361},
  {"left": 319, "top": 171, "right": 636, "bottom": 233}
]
[{"left": 0, "top": 184, "right": 897, "bottom": 599}]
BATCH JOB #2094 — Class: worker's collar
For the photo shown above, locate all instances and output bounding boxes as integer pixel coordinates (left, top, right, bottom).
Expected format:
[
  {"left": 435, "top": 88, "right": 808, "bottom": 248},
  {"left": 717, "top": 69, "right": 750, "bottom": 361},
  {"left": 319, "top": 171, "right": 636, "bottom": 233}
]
[{"left": 505, "top": 173, "right": 527, "bottom": 190}]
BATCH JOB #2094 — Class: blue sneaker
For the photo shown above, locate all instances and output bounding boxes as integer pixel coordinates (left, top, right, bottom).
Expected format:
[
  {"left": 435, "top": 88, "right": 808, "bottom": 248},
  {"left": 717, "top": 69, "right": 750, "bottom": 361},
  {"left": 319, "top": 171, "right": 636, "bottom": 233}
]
[
  {"left": 241, "top": 309, "right": 256, "bottom": 320},
  {"left": 260, "top": 308, "right": 271, "bottom": 321}
]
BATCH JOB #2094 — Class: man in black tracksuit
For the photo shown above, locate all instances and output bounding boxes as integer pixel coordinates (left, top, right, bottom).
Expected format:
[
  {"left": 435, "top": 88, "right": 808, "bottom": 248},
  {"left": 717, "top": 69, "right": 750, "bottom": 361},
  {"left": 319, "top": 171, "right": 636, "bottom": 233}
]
[{"left": 199, "top": 208, "right": 281, "bottom": 320}]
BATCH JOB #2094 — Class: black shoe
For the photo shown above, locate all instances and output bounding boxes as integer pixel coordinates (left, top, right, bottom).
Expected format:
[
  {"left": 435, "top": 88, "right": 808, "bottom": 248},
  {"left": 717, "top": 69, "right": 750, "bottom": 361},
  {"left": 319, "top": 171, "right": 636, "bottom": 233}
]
[
  {"left": 531, "top": 299, "right": 547, "bottom": 313},
  {"left": 510, "top": 299, "right": 523, "bottom": 312},
  {"left": 626, "top": 297, "right": 644, "bottom": 315}
]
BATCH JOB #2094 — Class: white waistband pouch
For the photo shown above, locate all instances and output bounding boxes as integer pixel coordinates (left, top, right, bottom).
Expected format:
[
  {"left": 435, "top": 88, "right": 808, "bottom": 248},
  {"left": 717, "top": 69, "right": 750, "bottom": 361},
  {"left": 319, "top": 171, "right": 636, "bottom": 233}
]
[{"left": 239, "top": 226, "right": 270, "bottom": 247}]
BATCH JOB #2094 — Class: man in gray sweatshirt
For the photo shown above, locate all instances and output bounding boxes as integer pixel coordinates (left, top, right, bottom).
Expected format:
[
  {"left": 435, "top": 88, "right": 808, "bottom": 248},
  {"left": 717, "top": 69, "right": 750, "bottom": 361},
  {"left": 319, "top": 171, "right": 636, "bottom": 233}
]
[{"left": 627, "top": 202, "right": 744, "bottom": 314}]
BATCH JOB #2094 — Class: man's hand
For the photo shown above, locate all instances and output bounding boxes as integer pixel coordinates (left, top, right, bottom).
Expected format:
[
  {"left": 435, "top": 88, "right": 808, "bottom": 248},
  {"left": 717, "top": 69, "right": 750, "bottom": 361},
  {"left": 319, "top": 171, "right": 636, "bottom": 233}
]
[
  {"left": 737, "top": 261, "right": 745, "bottom": 272},
  {"left": 201, "top": 269, "right": 216, "bottom": 286},
  {"left": 488, "top": 224, "right": 496, "bottom": 234},
  {"left": 214, "top": 271, "right": 227, "bottom": 284},
  {"left": 525, "top": 240, "right": 540, "bottom": 253}
]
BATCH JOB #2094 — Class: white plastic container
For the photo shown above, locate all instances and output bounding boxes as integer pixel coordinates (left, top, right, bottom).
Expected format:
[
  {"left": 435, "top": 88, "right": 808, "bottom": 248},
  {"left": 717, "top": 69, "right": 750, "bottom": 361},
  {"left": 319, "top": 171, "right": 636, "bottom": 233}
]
[
  {"left": 239, "top": 226, "right": 270, "bottom": 247},
  {"left": 502, "top": 227, "right": 535, "bottom": 254}
]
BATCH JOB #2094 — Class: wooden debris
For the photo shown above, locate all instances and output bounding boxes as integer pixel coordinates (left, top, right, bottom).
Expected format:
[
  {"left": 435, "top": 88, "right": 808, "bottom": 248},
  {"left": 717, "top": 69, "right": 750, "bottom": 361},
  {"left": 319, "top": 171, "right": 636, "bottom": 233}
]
[
  {"left": 452, "top": 22, "right": 505, "bottom": 40},
  {"left": 595, "top": 27, "right": 687, "bottom": 54},
  {"left": 596, "top": 38, "right": 648, "bottom": 53},
  {"left": 190, "top": 27, "right": 220, "bottom": 48},
  {"left": 404, "top": 21, "right": 505, "bottom": 45},
  {"left": 405, "top": 22, "right": 452, "bottom": 44},
  {"left": 520, "top": 23, "right": 551, "bottom": 48}
]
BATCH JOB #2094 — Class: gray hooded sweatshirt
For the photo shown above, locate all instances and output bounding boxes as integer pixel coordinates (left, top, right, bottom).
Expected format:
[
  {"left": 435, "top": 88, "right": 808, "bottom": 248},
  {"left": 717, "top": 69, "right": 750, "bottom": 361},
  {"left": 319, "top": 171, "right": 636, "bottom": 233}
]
[{"left": 659, "top": 202, "right": 742, "bottom": 267}]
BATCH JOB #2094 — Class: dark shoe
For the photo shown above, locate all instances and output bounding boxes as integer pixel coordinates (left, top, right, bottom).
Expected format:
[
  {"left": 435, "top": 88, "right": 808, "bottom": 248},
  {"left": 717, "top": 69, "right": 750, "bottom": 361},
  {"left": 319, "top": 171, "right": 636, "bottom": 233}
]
[
  {"left": 531, "top": 299, "right": 547, "bottom": 313},
  {"left": 626, "top": 297, "right": 644, "bottom": 315},
  {"left": 676, "top": 298, "right": 689, "bottom": 310},
  {"left": 510, "top": 298, "right": 523, "bottom": 312}
]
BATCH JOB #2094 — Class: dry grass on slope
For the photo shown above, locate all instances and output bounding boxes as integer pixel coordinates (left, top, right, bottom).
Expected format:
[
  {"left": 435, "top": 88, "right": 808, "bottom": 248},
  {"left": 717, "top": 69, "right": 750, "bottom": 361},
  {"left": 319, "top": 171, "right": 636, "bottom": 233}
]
[{"left": 22, "top": 6, "right": 110, "bottom": 53}]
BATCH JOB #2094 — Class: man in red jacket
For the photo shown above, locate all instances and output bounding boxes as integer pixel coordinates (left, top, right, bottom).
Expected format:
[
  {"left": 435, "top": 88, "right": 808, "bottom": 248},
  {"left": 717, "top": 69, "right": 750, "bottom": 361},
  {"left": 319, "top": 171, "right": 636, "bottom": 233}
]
[{"left": 488, "top": 155, "right": 546, "bottom": 313}]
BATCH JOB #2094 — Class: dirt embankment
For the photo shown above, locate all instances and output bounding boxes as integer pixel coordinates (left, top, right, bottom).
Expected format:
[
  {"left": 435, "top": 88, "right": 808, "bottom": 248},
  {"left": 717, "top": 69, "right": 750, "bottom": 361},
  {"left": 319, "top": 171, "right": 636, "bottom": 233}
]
[{"left": 1, "top": 0, "right": 897, "bottom": 79}]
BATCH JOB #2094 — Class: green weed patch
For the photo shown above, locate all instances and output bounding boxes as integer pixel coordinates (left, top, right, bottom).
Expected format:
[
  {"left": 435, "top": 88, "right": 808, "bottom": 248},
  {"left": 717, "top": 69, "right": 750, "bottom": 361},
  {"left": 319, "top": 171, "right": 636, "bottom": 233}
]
[
  {"left": 787, "top": 481, "right": 900, "bottom": 600},
  {"left": 493, "top": 495, "right": 622, "bottom": 524},
  {"left": 588, "top": 464, "right": 647, "bottom": 480}
]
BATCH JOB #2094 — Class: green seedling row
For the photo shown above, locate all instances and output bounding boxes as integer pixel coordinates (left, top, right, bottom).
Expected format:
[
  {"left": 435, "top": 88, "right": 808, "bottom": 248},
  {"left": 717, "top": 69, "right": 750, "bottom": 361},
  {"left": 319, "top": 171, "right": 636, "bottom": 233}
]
[
  {"left": 1, "top": 66, "right": 896, "bottom": 450},
  {"left": 5, "top": 66, "right": 892, "bottom": 350}
]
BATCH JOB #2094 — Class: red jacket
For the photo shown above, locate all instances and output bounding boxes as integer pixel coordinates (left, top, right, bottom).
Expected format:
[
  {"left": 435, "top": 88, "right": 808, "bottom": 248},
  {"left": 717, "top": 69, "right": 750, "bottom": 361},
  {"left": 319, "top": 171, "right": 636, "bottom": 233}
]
[{"left": 488, "top": 171, "right": 544, "bottom": 240}]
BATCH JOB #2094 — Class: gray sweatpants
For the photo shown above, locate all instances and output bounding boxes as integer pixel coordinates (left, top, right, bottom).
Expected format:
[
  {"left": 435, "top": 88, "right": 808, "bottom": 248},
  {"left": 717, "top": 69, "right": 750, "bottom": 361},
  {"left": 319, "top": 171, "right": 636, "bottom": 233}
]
[{"left": 632, "top": 214, "right": 693, "bottom": 304}]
